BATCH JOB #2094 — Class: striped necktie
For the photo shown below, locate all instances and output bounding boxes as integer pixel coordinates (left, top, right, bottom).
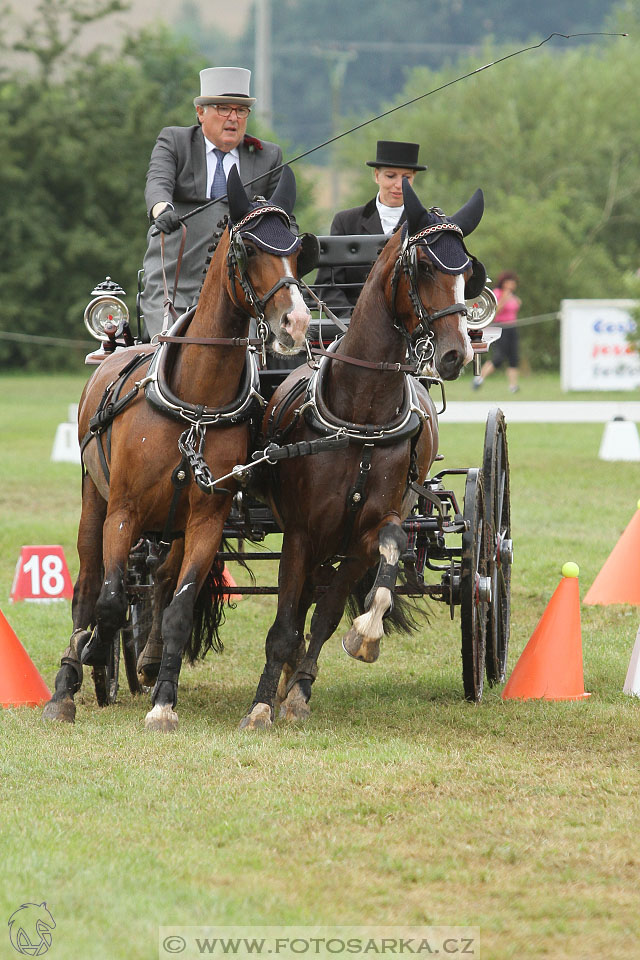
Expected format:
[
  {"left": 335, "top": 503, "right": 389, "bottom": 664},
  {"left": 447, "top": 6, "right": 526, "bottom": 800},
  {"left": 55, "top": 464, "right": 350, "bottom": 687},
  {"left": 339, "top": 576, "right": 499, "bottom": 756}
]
[{"left": 210, "top": 148, "right": 228, "bottom": 199}]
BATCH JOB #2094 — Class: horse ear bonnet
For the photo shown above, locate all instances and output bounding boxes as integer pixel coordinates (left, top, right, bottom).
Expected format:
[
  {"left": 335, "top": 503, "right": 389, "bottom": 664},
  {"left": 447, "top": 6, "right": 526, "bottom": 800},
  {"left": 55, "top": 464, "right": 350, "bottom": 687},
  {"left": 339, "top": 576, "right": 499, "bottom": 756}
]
[
  {"left": 227, "top": 164, "right": 301, "bottom": 257},
  {"left": 296, "top": 232, "right": 321, "bottom": 277},
  {"left": 402, "top": 181, "right": 487, "bottom": 298},
  {"left": 465, "top": 256, "right": 487, "bottom": 300}
]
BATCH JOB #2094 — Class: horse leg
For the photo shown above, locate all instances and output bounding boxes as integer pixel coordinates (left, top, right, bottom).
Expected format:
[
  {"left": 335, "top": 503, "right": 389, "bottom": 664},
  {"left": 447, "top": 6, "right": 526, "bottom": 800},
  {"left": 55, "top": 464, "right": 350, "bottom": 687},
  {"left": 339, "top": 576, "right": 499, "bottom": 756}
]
[
  {"left": 343, "top": 521, "right": 408, "bottom": 663},
  {"left": 76, "top": 504, "right": 135, "bottom": 670},
  {"left": 137, "top": 541, "right": 183, "bottom": 687},
  {"left": 279, "top": 556, "right": 366, "bottom": 722},
  {"left": 145, "top": 516, "right": 225, "bottom": 732},
  {"left": 240, "top": 533, "right": 311, "bottom": 731},
  {"left": 276, "top": 580, "right": 312, "bottom": 721},
  {"left": 43, "top": 476, "right": 107, "bottom": 723}
]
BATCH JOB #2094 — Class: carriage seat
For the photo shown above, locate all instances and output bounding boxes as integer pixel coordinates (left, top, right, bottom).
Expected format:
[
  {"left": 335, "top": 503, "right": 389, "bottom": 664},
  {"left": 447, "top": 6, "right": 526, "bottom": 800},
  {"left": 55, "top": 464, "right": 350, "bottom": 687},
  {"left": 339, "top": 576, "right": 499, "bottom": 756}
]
[
  {"left": 304, "top": 233, "right": 388, "bottom": 338},
  {"left": 262, "top": 233, "right": 387, "bottom": 399}
]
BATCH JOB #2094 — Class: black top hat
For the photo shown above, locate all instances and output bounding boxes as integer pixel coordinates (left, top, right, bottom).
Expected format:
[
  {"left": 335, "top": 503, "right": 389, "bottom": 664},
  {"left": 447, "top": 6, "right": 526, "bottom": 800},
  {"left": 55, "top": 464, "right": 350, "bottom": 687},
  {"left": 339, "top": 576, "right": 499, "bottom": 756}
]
[{"left": 366, "top": 140, "right": 427, "bottom": 171}]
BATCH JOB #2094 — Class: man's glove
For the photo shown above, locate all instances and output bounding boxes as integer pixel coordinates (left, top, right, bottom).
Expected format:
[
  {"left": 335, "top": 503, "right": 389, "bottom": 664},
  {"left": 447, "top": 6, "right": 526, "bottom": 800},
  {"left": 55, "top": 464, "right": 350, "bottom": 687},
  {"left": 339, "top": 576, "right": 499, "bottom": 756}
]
[{"left": 153, "top": 208, "right": 182, "bottom": 234}]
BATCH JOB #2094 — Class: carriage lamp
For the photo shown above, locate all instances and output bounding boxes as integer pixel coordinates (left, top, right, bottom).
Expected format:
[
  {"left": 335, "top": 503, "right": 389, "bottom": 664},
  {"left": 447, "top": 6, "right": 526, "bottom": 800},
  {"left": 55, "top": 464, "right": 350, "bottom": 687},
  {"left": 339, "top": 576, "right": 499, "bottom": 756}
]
[
  {"left": 465, "top": 285, "right": 500, "bottom": 376},
  {"left": 465, "top": 286, "right": 498, "bottom": 331},
  {"left": 84, "top": 277, "right": 129, "bottom": 341}
]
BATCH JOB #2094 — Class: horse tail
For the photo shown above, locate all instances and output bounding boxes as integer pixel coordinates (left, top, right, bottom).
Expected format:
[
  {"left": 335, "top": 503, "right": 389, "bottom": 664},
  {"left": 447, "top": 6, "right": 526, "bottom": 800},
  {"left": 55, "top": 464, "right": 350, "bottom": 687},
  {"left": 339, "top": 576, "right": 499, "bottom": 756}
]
[
  {"left": 346, "top": 567, "right": 430, "bottom": 636},
  {"left": 185, "top": 539, "right": 255, "bottom": 663}
]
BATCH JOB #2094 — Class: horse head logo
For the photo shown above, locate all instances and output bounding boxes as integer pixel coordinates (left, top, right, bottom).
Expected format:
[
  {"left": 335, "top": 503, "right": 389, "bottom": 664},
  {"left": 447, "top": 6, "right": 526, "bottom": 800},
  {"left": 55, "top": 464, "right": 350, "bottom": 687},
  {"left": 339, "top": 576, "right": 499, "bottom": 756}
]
[{"left": 7, "top": 903, "right": 55, "bottom": 956}]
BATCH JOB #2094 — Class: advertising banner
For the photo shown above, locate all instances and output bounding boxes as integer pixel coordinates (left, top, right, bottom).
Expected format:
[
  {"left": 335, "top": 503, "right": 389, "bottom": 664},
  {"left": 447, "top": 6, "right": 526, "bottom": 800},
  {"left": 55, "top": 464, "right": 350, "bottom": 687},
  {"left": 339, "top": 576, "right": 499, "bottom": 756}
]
[{"left": 560, "top": 299, "right": 639, "bottom": 391}]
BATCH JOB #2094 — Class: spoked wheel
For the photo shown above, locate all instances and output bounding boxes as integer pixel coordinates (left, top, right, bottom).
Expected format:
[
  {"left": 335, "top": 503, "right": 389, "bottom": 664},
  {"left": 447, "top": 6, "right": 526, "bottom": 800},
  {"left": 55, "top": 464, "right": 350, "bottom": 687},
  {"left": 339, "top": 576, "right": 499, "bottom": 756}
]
[
  {"left": 460, "top": 468, "right": 491, "bottom": 702},
  {"left": 91, "top": 631, "right": 120, "bottom": 706},
  {"left": 482, "top": 408, "right": 512, "bottom": 685}
]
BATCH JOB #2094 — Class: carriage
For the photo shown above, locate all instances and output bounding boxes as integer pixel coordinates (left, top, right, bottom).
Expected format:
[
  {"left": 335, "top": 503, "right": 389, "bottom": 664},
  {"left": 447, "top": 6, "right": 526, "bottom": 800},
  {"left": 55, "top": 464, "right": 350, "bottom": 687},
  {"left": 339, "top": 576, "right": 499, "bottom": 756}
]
[{"left": 43, "top": 169, "right": 512, "bottom": 729}]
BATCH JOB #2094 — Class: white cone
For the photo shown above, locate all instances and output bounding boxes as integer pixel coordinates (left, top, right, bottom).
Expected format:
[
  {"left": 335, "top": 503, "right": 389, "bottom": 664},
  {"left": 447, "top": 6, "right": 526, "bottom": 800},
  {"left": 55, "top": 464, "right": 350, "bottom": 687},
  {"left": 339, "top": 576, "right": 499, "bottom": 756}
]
[
  {"left": 623, "top": 624, "right": 640, "bottom": 697},
  {"left": 51, "top": 423, "right": 81, "bottom": 464},
  {"left": 598, "top": 418, "right": 640, "bottom": 462}
]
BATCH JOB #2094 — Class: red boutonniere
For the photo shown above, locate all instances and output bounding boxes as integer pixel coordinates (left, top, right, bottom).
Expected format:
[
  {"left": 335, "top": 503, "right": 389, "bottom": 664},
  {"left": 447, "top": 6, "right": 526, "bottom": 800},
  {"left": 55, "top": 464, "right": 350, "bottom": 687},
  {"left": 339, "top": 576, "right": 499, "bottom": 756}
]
[{"left": 243, "top": 134, "right": 263, "bottom": 153}]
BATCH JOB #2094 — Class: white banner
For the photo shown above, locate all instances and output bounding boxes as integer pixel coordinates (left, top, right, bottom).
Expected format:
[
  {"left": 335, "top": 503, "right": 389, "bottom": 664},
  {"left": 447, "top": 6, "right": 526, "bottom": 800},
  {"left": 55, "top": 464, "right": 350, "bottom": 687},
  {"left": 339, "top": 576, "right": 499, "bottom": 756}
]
[{"left": 560, "top": 299, "right": 640, "bottom": 391}]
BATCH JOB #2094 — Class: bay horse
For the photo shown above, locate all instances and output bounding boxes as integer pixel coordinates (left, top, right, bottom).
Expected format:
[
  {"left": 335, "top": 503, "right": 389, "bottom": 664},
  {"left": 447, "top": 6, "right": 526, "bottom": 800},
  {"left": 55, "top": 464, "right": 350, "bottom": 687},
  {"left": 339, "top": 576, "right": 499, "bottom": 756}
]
[
  {"left": 43, "top": 165, "right": 311, "bottom": 731},
  {"left": 240, "top": 178, "right": 487, "bottom": 729}
]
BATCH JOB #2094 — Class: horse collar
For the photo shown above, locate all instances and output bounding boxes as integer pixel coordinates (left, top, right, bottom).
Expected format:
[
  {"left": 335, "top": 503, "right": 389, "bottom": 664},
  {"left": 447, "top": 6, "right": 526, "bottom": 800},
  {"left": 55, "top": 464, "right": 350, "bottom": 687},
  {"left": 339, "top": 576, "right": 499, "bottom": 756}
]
[
  {"left": 144, "top": 313, "right": 264, "bottom": 427},
  {"left": 301, "top": 342, "right": 429, "bottom": 446}
]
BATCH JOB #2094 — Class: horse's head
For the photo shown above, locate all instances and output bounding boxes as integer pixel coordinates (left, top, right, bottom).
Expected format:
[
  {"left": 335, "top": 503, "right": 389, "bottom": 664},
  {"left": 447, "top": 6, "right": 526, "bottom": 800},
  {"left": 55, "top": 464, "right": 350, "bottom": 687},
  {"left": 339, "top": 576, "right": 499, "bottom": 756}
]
[
  {"left": 387, "top": 179, "right": 486, "bottom": 380},
  {"left": 226, "top": 165, "right": 310, "bottom": 355}
]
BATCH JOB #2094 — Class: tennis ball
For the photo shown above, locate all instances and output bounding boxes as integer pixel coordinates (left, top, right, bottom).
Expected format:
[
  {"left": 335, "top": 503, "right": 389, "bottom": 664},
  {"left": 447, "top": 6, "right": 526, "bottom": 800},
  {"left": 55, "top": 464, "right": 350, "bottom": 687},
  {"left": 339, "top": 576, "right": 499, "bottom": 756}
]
[{"left": 562, "top": 561, "right": 579, "bottom": 578}]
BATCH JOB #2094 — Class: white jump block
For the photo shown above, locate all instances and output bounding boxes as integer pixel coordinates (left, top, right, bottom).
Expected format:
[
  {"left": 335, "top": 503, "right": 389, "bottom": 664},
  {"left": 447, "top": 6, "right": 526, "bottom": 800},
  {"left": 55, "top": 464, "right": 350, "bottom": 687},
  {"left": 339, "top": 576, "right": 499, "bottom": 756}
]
[
  {"left": 68, "top": 403, "right": 79, "bottom": 424},
  {"left": 598, "top": 418, "right": 640, "bottom": 462},
  {"left": 51, "top": 422, "right": 81, "bottom": 464}
]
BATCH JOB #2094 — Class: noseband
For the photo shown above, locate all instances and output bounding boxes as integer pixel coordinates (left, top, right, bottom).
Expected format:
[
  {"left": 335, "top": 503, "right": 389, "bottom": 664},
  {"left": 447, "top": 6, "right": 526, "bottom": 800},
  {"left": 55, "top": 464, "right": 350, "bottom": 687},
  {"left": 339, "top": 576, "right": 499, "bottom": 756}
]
[
  {"left": 227, "top": 205, "right": 303, "bottom": 327},
  {"left": 390, "top": 223, "right": 468, "bottom": 363}
]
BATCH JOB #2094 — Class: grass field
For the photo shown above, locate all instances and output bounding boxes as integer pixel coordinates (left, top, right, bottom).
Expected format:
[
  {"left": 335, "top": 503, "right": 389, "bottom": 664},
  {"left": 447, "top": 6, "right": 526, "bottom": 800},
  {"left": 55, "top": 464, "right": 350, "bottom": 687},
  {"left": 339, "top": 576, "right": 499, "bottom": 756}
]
[{"left": 1, "top": 371, "right": 640, "bottom": 960}]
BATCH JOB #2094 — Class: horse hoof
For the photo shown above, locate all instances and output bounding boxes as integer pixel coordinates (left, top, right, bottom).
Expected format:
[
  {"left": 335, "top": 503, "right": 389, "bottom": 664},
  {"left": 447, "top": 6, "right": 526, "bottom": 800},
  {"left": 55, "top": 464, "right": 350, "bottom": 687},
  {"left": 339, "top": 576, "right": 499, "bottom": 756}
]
[
  {"left": 42, "top": 698, "right": 76, "bottom": 724},
  {"left": 137, "top": 663, "right": 160, "bottom": 687},
  {"left": 342, "top": 629, "right": 380, "bottom": 663},
  {"left": 238, "top": 703, "right": 273, "bottom": 731},
  {"left": 279, "top": 692, "right": 310, "bottom": 723},
  {"left": 144, "top": 703, "right": 179, "bottom": 732},
  {"left": 136, "top": 642, "right": 163, "bottom": 685}
]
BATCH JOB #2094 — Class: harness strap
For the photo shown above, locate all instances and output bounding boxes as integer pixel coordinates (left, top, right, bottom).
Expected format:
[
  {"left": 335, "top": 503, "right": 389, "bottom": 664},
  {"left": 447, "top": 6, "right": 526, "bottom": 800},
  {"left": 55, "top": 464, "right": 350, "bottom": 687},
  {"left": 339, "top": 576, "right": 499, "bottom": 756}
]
[
  {"left": 311, "top": 345, "right": 415, "bottom": 372},
  {"left": 158, "top": 456, "right": 192, "bottom": 548},
  {"left": 157, "top": 334, "right": 265, "bottom": 347},
  {"left": 80, "top": 352, "right": 151, "bottom": 485},
  {"left": 340, "top": 442, "right": 375, "bottom": 554}
]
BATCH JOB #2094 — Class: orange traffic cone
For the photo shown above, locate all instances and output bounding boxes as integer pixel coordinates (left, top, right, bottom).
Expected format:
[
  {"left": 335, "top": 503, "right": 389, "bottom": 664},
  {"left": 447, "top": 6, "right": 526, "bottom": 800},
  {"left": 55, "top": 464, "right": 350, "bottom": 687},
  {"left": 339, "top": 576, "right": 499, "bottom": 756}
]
[
  {"left": 502, "top": 562, "right": 590, "bottom": 701},
  {"left": 222, "top": 565, "right": 242, "bottom": 602},
  {"left": 584, "top": 501, "right": 640, "bottom": 605},
  {"left": 0, "top": 608, "right": 51, "bottom": 707}
]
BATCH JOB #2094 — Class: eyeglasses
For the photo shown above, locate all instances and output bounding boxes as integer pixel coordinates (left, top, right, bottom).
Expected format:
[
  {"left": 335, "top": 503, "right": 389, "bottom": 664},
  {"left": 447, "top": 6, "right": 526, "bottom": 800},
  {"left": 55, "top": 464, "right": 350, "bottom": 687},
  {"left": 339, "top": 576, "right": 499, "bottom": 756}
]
[{"left": 212, "top": 104, "right": 251, "bottom": 119}]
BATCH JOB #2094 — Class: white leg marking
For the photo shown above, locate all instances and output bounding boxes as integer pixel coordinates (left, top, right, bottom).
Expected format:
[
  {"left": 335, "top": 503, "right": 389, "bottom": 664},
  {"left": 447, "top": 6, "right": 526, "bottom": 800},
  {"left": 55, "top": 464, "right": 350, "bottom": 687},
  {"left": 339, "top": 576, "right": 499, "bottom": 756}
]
[{"left": 352, "top": 537, "right": 401, "bottom": 640}]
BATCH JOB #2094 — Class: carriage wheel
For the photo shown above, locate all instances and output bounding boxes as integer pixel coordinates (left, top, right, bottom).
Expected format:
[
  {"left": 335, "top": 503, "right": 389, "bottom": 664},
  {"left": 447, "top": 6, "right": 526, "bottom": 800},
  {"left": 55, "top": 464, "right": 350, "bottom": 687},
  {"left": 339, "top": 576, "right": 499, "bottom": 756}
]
[
  {"left": 482, "top": 408, "right": 512, "bottom": 685},
  {"left": 460, "top": 468, "right": 490, "bottom": 702},
  {"left": 91, "top": 632, "right": 120, "bottom": 707},
  {"left": 121, "top": 597, "right": 154, "bottom": 695}
]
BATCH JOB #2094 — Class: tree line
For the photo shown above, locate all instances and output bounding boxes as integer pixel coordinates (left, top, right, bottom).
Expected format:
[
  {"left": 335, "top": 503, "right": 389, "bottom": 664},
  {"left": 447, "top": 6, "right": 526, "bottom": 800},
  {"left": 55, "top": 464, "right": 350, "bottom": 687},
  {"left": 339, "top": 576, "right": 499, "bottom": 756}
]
[{"left": 1, "top": 0, "right": 638, "bottom": 371}]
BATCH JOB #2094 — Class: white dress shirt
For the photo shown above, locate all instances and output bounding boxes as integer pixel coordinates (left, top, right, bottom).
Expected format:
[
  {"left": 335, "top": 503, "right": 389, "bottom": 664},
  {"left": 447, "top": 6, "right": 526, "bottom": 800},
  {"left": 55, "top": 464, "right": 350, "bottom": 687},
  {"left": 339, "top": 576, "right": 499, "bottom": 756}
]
[
  {"left": 204, "top": 139, "right": 240, "bottom": 197},
  {"left": 376, "top": 196, "right": 404, "bottom": 235}
]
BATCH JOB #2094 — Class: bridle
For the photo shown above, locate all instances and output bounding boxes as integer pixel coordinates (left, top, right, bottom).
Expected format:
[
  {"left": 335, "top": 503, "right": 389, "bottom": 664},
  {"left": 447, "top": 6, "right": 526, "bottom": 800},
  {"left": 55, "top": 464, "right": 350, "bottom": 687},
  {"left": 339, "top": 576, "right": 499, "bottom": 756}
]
[
  {"left": 227, "top": 205, "right": 303, "bottom": 346},
  {"left": 390, "top": 222, "right": 469, "bottom": 366}
]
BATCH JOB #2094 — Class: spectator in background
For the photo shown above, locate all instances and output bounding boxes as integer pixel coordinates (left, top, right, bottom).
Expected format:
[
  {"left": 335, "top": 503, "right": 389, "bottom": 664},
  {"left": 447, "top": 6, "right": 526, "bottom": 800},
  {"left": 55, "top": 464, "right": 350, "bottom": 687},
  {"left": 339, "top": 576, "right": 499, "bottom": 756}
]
[{"left": 473, "top": 271, "right": 522, "bottom": 393}]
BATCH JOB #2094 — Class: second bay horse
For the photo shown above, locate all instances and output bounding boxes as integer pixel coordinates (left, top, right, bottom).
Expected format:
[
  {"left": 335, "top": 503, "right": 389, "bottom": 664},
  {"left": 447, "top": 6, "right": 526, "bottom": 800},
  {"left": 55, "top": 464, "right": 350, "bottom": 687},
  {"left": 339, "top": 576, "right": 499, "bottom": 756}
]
[{"left": 241, "top": 178, "right": 487, "bottom": 728}]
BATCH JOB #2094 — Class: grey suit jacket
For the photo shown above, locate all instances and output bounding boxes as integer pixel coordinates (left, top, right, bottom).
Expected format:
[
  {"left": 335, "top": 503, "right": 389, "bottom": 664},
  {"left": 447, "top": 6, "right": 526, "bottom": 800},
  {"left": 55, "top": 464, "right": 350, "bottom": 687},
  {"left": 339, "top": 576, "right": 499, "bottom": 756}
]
[
  {"left": 314, "top": 197, "right": 406, "bottom": 317},
  {"left": 141, "top": 125, "right": 286, "bottom": 337}
]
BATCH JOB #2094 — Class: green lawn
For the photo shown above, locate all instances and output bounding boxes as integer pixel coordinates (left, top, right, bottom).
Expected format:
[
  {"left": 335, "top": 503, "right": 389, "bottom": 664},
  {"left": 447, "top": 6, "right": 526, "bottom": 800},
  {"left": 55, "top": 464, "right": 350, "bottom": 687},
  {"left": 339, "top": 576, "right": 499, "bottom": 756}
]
[{"left": 1, "top": 372, "right": 640, "bottom": 960}]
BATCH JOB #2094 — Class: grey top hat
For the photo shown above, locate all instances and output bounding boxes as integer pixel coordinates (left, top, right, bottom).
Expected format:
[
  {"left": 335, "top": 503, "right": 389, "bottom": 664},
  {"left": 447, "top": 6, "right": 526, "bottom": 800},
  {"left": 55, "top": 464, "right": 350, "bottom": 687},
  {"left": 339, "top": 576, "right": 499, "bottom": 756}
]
[
  {"left": 194, "top": 67, "right": 257, "bottom": 107},
  {"left": 366, "top": 140, "right": 427, "bottom": 171}
]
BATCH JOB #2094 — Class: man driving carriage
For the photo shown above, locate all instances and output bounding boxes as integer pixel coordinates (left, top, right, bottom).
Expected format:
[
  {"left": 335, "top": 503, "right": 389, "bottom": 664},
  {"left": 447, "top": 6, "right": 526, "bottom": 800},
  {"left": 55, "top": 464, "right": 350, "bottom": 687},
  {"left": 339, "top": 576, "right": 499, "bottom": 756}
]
[{"left": 141, "top": 66, "right": 294, "bottom": 339}]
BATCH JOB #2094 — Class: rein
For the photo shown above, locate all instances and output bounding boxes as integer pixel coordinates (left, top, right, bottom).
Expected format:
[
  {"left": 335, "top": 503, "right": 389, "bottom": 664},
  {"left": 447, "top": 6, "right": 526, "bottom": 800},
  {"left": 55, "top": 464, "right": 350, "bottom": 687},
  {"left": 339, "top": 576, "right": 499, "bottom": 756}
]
[
  {"left": 160, "top": 226, "right": 187, "bottom": 334},
  {"left": 310, "top": 344, "right": 416, "bottom": 373}
]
